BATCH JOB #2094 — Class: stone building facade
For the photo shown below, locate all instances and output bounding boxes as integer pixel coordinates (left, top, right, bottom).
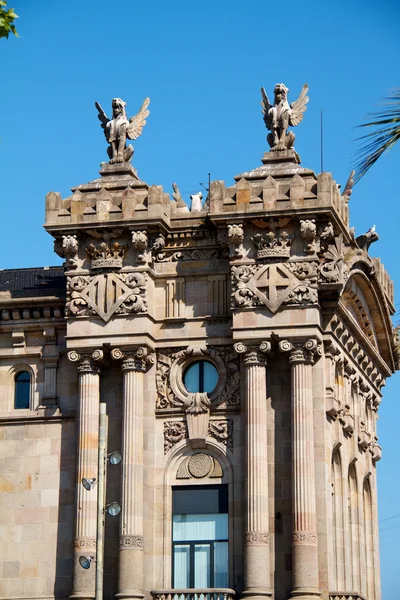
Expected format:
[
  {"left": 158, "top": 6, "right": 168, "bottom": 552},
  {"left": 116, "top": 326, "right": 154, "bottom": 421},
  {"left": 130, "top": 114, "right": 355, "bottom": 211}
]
[{"left": 0, "top": 99, "right": 398, "bottom": 600}]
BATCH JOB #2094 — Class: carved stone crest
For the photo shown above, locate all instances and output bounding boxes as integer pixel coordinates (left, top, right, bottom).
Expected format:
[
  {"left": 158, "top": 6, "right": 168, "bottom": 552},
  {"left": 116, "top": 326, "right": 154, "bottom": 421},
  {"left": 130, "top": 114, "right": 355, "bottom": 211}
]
[
  {"left": 66, "top": 272, "right": 147, "bottom": 322},
  {"left": 252, "top": 230, "right": 292, "bottom": 261}
]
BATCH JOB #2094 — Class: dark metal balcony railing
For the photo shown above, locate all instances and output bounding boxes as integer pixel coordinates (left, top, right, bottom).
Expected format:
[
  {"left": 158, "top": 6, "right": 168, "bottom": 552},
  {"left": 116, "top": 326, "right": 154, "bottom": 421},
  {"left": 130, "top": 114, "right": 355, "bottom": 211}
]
[{"left": 151, "top": 589, "right": 236, "bottom": 600}]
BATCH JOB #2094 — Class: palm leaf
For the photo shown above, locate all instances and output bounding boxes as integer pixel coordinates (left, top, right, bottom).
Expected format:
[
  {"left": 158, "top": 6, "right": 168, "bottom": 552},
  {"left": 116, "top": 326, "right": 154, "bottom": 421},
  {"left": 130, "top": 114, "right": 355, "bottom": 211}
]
[{"left": 353, "top": 89, "right": 400, "bottom": 184}]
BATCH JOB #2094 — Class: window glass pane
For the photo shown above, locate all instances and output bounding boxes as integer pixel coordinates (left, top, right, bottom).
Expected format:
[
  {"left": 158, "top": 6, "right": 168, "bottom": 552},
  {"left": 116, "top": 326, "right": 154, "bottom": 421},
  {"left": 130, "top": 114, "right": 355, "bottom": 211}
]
[
  {"left": 183, "top": 361, "right": 218, "bottom": 394},
  {"left": 194, "top": 544, "right": 211, "bottom": 588},
  {"left": 173, "top": 544, "right": 190, "bottom": 588},
  {"left": 214, "top": 542, "right": 229, "bottom": 587},
  {"left": 173, "top": 514, "right": 228, "bottom": 541},
  {"left": 173, "top": 485, "right": 227, "bottom": 514},
  {"left": 14, "top": 371, "right": 30, "bottom": 409}
]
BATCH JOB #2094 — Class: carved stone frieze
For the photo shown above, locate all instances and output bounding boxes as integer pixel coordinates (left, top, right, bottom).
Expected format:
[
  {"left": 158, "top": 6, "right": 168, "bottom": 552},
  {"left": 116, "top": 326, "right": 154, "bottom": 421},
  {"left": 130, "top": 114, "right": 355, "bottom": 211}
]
[
  {"left": 292, "top": 531, "right": 318, "bottom": 546},
  {"left": 74, "top": 536, "right": 96, "bottom": 550},
  {"left": 164, "top": 421, "right": 188, "bottom": 453},
  {"left": 66, "top": 271, "right": 147, "bottom": 322},
  {"left": 208, "top": 420, "right": 233, "bottom": 450},
  {"left": 163, "top": 419, "right": 233, "bottom": 453},
  {"left": 245, "top": 532, "right": 270, "bottom": 546},
  {"left": 119, "top": 535, "right": 143, "bottom": 549},
  {"left": 155, "top": 247, "right": 227, "bottom": 263}
]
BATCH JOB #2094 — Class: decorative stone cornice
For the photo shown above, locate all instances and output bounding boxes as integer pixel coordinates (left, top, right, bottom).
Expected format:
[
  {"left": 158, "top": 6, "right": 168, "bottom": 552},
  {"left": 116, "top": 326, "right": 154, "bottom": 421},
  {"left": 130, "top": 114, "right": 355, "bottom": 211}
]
[
  {"left": 68, "top": 349, "right": 104, "bottom": 373},
  {"left": 234, "top": 341, "right": 271, "bottom": 365},
  {"left": 111, "top": 346, "right": 155, "bottom": 372},
  {"left": 279, "top": 338, "right": 321, "bottom": 365}
]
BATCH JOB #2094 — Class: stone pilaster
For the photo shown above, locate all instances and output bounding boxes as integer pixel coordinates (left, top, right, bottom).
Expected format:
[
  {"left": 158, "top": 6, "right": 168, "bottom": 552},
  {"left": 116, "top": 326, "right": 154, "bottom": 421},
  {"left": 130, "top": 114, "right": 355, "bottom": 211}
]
[
  {"left": 68, "top": 349, "right": 104, "bottom": 600},
  {"left": 234, "top": 341, "right": 272, "bottom": 600},
  {"left": 112, "top": 347, "right": 155, "bottom": 600},
  {"left": 279, "top": 339, "right": 321, "bottom": 600}
]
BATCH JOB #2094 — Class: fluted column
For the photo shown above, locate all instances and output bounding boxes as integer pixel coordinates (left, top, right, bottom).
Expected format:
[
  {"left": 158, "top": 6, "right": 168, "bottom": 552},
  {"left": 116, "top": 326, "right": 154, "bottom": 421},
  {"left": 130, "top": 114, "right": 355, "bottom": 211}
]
[
  {"left": 279, "top": 339, "right": 321, "bottom": 600},
  {"left": 68, "top": 349, "right": 104, "bottom": 600},
  {"left": 234, "top": 341, "right": 272, "bottom": 600},
  {"left": 112, "top": 347, "right": 155, "bottom": 600}
]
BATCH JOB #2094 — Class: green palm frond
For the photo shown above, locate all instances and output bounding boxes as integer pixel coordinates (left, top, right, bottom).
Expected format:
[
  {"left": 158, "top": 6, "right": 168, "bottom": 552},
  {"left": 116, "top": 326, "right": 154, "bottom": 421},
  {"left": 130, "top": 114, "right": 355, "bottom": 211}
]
[{"left": 353, "top": 89, "right": 400, "bottom": 184}]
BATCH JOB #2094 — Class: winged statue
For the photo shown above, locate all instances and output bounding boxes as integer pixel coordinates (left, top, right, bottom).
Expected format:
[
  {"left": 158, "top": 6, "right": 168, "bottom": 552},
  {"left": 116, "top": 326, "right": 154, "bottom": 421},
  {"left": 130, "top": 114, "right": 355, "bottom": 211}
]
[
  {"left": 95, "top": 97, "right": 150, "bottom": 164},
  {"left": 260, "top": 83, "right": 309, "bottom": 151}
]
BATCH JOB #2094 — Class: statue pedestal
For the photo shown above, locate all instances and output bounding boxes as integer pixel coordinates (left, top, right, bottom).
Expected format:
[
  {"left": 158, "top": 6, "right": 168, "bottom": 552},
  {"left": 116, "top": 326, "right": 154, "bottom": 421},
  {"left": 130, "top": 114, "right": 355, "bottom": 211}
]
[
  {"left": 261, "top": 148, "right": 300, "bottom": 165},
  {"left": 100, "top": 161, "right": 139, "bottom": 179}
]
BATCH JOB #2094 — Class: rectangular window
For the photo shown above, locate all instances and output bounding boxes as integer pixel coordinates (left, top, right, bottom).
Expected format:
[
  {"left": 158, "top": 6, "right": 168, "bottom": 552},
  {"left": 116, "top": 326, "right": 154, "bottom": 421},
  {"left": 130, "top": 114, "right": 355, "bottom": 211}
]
[{"left": 172, "top": 485, "right": 228, "bottom": 589}]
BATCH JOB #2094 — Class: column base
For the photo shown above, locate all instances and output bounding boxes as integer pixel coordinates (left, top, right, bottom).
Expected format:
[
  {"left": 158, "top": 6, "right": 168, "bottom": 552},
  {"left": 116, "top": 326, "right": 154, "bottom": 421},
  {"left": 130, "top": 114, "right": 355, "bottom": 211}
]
[
  {"left": 289, "top": 590, "right": 321, "bottom": 600},
  {"left": 241, "top": 589, "right": 273, "bottom": 600},
  {"left": 70, "top": 595, "right": 95, "bottom": 600},
  {"left": 115, "top": 592, "right": 145, "bottom": 600}
]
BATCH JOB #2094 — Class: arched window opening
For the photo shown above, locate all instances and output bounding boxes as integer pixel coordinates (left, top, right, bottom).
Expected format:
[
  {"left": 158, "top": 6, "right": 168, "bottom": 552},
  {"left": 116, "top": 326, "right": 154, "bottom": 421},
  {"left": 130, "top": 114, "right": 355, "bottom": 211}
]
[
  {"left": 331, "top": 449, "right": 345, "bottom": 590},
  {"left": 14, "top": 371, "right": 31, "bottom": 409},
  {"left": 172, "top": 484, "right": 228, "bottom": 589},
  {"left": 348, "top": 465, "right": 360, "bottom": 592},
  {"left": 363, "top": 478, "right": 375, "bottom": 600},
  {"left": 183, "top": 361, "right": 218, "bottom": 394}
]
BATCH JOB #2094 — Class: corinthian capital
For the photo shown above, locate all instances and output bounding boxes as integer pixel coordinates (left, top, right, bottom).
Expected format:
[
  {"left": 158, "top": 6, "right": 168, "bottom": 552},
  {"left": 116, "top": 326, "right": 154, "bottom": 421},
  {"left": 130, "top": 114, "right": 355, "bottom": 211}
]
[
  {"left": 234, "top": 341, "right": 271, "bottom": 365},
  {"left": 111, "top": 347, "right": 156, "bottom": 372},
  {"left": 279, "top": 338, "right": 320, "bottom": 365},
  {"left": 67, "top": 349, "right": 104, "bottom": 373}
]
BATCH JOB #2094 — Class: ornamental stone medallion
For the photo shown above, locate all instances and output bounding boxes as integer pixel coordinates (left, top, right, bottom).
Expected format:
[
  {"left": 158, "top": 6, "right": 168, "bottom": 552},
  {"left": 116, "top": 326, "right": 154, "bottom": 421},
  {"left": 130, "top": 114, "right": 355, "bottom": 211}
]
[{"left": 249, "top": 262, "right": 297, "bottom": 313}]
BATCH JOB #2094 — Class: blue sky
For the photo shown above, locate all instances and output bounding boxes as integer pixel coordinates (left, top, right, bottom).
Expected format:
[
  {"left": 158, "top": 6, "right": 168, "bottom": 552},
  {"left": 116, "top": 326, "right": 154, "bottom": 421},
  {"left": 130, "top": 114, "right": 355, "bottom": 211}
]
[{"left": 1, "top": 0, "right": 400, "bottom": 595}]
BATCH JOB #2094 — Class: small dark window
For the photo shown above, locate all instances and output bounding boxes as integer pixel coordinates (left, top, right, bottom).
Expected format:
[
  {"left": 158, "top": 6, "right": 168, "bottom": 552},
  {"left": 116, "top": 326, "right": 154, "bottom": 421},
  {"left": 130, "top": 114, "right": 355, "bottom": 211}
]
[
  {"left": 14, "top": 371, "right": 31, "bottom": 409},
  {"left": 183, "top": 361, "right": 218, "bottom": 394}
]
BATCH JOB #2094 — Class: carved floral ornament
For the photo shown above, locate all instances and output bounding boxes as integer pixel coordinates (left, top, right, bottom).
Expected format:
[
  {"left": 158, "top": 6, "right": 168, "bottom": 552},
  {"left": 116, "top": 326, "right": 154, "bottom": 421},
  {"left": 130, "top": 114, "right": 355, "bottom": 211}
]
[{"left": 163, "top": 419, "right": 233, "bottom": 453}]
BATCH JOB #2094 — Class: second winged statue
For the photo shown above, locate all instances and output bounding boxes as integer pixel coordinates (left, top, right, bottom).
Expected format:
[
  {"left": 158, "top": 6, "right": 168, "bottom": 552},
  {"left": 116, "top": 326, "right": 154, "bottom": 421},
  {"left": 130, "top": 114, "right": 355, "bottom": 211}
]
[
  {"left": 261, "top": 83, "right": 309, "bottom": 152},
  {"left": 95, "top": 97, "right": 150, "bottom": 164}
]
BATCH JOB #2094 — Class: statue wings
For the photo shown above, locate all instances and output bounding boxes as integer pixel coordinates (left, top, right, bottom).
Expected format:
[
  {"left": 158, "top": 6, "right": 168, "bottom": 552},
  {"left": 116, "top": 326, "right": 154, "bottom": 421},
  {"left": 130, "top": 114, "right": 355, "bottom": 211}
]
[
  {"left": 127, "top": 97, "right": 150, "bottom": 140},
  {"left": 260, "top": 87, "right": 273, "bottom": 129},
  {"left": 95, "top": 101, "right": 109, "bottom": 139},
  {"left": 289, "top": 84, "right": 309, "bottom": 127}
]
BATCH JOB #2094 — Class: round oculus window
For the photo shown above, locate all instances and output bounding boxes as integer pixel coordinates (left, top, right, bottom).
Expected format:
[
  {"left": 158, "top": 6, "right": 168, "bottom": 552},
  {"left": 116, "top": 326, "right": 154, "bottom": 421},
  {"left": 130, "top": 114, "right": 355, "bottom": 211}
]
[{"left": 183, "top": 360, "right": 218, "bottom": 394}]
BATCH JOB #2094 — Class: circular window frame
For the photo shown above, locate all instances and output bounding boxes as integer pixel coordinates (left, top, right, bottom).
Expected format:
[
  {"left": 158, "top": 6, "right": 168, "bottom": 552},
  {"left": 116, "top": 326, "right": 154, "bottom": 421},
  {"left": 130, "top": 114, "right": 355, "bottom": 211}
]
[{"left": 170, "top": 353, "right": 227, "bottom": 405}]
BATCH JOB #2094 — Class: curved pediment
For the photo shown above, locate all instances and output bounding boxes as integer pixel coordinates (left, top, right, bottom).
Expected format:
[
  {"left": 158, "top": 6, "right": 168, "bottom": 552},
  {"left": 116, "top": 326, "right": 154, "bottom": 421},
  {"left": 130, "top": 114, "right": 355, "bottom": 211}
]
[{"left": 341, "top": 271, "right": 394, "bottom": 368}]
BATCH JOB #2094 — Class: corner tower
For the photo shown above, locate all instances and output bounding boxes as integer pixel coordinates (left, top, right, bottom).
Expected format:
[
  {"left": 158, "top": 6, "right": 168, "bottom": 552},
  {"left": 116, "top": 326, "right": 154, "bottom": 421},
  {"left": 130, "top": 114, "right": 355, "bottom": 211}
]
[{"left": 43, "top": 87, "right": 398, "bottom": 600}]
